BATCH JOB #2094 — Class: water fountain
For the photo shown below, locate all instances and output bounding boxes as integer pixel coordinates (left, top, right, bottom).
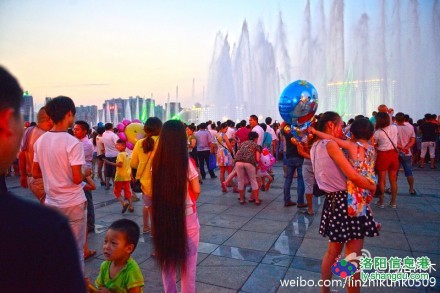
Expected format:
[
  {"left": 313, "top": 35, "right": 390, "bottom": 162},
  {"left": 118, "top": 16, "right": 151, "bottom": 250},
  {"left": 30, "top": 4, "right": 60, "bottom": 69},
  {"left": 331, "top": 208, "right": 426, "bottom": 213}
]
[
  {"left": 124, "top": 100, "right": 132, "bottom": 121},
  {"left": 202, "top": 0, "right": 439, "bottom": 121}
]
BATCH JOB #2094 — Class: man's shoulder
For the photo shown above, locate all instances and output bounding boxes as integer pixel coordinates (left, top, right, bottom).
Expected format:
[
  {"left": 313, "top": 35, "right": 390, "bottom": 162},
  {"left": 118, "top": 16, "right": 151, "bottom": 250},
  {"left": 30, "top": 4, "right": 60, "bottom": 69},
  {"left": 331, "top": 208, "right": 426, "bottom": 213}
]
[{"left": 0, "top": 191, "right": 68, "bottom": 228}]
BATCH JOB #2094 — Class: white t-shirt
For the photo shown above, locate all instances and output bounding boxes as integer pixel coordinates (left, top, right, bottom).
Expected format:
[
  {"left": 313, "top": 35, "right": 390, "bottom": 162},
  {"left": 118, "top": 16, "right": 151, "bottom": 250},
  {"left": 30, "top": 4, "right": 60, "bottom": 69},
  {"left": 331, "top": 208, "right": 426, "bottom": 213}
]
[
  {"left": 185, "top": 159, "right": 199, "bottom": 216},
  {"left": 252, "top": 125, "right": 265, "bottom": 146},
  {"left": 266, "top": 124, "right": 277, "bottom": 141},
  {"left": 397, "top": 124, "right": 415, "bottom": 156},
  {"left": 374, "top": 125, "right": 398, "bottom": 151},
  {"left": 81, "top": 136, "right": 94, "bottom": 168},
  {"left": 102, "top": 130, "right": 119, "bottom": 157},
  {"left": 96, "top": 135, "right": 104, "bottom": 156},
  {"left": 226, "top": 127, "right": 236, "bottom": 140},
  {"left": 34, "top": 132, "right": 86, "bottom": 208},
  {"left": 209, "top": 130, "right": 218, "bottom": 143}
]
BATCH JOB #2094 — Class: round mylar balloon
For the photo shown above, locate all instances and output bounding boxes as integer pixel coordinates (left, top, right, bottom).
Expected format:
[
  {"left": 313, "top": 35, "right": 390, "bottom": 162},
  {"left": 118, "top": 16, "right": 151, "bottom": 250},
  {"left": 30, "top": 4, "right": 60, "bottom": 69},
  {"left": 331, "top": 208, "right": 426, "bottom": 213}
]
[{"left": 278, "top": 80, "right": 318, "bottom": 126}]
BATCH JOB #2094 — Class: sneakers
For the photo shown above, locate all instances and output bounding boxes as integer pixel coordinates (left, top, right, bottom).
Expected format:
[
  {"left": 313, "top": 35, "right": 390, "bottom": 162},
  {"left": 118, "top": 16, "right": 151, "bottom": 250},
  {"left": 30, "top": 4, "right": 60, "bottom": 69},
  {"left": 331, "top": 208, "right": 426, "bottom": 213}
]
[{"left": 284, "top": 201, "right": 297, "bottom": 207}]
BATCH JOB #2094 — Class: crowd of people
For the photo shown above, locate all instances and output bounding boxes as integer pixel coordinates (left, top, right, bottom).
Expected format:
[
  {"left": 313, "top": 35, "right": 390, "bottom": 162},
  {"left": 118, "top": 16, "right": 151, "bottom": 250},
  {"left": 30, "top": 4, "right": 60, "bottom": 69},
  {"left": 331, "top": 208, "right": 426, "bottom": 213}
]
[{"left": 1, "top": 64, "right": 439, "bottom": 292}]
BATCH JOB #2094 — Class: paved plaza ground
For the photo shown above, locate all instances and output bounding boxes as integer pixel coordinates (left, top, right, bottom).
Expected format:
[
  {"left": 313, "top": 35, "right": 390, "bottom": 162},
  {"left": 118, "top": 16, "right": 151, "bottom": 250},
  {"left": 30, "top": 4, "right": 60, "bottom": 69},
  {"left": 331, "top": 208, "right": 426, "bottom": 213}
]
[{"left": 5, "top": 162, "right": 440, "bottom": 292}]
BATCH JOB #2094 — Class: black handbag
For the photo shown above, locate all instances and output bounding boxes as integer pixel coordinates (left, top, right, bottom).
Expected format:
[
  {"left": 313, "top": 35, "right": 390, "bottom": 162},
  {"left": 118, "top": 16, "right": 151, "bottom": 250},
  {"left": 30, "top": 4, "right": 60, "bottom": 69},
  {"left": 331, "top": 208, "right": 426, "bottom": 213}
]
[
  {"left": 313, "top": 183, "right": 326, "bottom": 197},
  {"left": 132, "top": 179, "right": 142, "bottom": 193}
]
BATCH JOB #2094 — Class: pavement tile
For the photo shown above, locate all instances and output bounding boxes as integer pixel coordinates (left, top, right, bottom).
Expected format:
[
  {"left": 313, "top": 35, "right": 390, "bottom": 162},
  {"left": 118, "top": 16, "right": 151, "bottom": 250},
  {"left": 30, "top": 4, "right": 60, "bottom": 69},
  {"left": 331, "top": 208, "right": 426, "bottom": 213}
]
[
  {"left": 241, "top": 218, "right": 289, "bottom": 235},
  {"left": 206, "top": 214, "right": 253, "bottom": 229},
  {"left": 407, "top": 235, "right": 440, "bottom": 254},
  {"left": 269, "top": 235, "right": 304, "bottom": 256},
  {"left": 212, "top": 245, "right": 266, "bottom": 262},
  {"left": 224, "top": 230, "right": 279, "bottom": 251},
  {"left": 241, "top": 263, "right": 288, "bottom": 293},
  {"left": 295, "top": 237, "right": 327, "bottom": 259},
  {"left": 200, "top": 225, "right": 237, "bottom": 244},
  {"left": 198, "top": 242, "right": 219, "bottom": 254},
  {"left": 197, "top": 203, "right": 230, "bottom": 215},
  {"left": 261, "top": 253, "right": 294, "bottom": 267},
  {"left": 290, "top": 256, "right": 322, "bottom": 274},
  {"left": 364, "top": 231, "right": 410, "bottom": 251},
  {"left": 196, "top": 255, "right": 257, "bottom": 290}
]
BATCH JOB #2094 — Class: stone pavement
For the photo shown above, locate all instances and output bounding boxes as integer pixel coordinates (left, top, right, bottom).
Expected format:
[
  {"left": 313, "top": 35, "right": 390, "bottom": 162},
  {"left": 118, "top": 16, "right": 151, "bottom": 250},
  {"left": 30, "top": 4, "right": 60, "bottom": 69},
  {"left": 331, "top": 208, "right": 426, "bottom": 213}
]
[{"left": 5, "top": 163, "right": 440, "bottom": 292}]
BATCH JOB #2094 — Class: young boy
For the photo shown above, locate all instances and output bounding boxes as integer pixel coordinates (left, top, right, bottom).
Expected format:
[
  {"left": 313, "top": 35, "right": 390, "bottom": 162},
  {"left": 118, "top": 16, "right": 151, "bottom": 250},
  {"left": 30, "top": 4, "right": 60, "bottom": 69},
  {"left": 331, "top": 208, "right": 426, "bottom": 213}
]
[
  {"left": 104, "top": 140, "right": 134, "bottom": 213},
  {"left": 89, "top": 219, "right": 144, "bottom": 292}
]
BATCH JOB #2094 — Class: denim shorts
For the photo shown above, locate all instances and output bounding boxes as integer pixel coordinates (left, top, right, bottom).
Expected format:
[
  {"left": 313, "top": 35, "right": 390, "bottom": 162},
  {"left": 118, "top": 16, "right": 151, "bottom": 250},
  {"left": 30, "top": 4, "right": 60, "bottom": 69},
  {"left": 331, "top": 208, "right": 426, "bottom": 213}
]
[{"left": 400, "top": 155, "right": 413, "bottom": 177}]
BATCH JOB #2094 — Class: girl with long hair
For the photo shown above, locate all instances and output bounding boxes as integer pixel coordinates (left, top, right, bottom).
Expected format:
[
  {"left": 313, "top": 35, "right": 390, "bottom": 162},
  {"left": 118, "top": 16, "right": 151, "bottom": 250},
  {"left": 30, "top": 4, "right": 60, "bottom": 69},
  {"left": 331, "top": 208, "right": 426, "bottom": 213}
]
[
  {"left": 130, "top": 117, "right": 162, "bottom": 234},
  {"left": 152, "top": 120, "right": 201, "bottom": 293}
]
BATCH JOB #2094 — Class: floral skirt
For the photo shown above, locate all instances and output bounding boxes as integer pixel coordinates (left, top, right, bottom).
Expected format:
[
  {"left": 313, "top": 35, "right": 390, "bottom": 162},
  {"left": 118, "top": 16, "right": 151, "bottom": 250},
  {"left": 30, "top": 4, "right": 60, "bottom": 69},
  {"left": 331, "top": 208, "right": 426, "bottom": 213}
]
[{"left": 319, "top": 190, "right": 379, "bottom": 243}]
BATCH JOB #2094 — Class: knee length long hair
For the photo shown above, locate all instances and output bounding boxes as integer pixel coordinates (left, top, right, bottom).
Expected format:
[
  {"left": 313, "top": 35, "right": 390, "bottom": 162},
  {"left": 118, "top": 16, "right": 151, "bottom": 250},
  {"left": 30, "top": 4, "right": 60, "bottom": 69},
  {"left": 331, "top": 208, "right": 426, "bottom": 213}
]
[{"left": 152, "top": 120, "right": 189, "bottom": 270}]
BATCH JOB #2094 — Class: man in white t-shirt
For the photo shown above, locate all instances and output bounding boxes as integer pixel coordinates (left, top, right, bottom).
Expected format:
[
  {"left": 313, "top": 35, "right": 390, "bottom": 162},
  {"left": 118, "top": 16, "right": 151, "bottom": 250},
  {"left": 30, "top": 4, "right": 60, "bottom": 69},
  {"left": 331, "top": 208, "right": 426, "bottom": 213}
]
[
  {"left": 101, "top": 123, "right": 119, "bottom": 190},
  {"left": 33, "top": 96, "right": 87, "bottom": 271},
  {"left": 225, "top": 120, "right": 236, "bottom": 140},
  {"left": 265, "top": 117, "right": 277, "bottom": 155},
  {"left": 396, "top": 112, "right": 416, "bottom": 194},
  {"left": 249, "top": 114, "right": 264, "bottom": 146}
]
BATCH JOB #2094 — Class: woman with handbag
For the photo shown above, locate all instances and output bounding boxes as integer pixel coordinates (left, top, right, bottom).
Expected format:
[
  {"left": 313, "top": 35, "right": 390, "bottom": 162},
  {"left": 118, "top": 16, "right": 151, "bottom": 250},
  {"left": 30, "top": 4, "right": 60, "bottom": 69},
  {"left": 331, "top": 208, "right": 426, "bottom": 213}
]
[
  {"left": 373, "top": 112, "right": 399, "bottom": 209},
  {"left": 235, "top": 131, "right": 261, "bottom": 205},
  {"left": 310, "top": 112, "right": 378, "bottom": 293},
  {"left": 130, "top": 117, "right": 162, "bottom": 234}
]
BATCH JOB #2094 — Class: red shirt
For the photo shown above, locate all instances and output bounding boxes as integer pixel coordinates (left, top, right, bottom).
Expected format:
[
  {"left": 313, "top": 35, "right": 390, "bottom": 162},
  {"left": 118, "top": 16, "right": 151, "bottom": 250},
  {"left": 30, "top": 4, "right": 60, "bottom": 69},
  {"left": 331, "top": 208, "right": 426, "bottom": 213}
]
[{"left": 235, "top": 127, "right": 251, "bottom": 144}]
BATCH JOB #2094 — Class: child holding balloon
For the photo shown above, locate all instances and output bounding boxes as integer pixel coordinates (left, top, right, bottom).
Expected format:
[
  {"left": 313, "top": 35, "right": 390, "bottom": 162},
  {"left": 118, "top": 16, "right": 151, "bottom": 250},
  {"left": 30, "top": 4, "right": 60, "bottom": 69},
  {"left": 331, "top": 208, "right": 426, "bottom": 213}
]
[{"left": 104, "top": 139, "right": 134, "bottom": 213}]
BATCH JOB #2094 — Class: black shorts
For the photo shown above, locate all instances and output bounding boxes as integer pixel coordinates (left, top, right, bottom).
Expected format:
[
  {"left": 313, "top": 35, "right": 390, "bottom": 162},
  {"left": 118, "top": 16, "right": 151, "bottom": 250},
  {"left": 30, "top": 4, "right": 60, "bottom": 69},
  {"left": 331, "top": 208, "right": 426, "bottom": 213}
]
[
  {"left": 97, "top": 154, "right": 105, "bottom": 161},
  {"left": 104, "top": 157, "right": 117, "bottom": 178}
]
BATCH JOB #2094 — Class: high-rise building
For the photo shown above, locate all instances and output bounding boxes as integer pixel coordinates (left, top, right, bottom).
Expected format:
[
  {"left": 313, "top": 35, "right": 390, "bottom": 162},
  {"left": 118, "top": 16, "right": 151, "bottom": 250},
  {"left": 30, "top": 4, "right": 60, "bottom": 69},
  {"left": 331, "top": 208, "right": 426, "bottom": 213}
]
[
  {"left": 22, "top": 91, "right": 34, "bottom": 122},
  {"left": 164, "top": 102, "right": 182, "bottom": 121},
  {"left": 75, "top": 105, "right": 98, "bottom": 128},
  {"left": 155, "top": 105, "right": 165, "bottom": 121}
]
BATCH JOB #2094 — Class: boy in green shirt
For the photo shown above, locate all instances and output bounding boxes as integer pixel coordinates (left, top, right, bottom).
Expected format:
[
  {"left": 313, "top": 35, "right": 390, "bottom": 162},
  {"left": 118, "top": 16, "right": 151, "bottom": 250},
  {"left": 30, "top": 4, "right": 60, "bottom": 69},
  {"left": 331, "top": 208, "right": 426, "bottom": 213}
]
[{"left": 88, "top": 219, "right": 144, "bottom": 292}]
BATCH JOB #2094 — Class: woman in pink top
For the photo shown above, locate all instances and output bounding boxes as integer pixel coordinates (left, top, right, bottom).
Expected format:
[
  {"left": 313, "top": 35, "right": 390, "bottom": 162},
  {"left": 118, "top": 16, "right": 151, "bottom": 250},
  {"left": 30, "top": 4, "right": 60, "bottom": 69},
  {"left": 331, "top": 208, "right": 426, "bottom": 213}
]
[
  {"left": 311, "top": 112, "right": 377, "bottom": 293},
  {"left": 152, "top": 120, "right": 201, "bottom": 293}
]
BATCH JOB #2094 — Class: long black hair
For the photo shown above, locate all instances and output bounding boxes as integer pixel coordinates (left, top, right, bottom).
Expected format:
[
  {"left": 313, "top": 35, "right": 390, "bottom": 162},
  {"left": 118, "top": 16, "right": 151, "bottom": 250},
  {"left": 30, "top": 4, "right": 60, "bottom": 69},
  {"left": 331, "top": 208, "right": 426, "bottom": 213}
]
[
  {"left": 152, "top": 120, "right": 189, "bottom": 270},
  {"left": 316, "top": 111, "right": 341, "bottom": 132}
]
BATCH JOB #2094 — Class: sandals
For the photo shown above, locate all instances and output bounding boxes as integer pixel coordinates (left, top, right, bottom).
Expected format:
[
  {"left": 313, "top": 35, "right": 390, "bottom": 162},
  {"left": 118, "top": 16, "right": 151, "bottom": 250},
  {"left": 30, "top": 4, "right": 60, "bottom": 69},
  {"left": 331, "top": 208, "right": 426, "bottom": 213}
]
[
  {"left": 376, "top": 202, "right": 385, "bottom": 209},
  {"left": 409, "top": 189, "right": 416, "bottom": 195},
  {"left": 128, "top": 206, "right": 134, "bottom": 213},
  {"left": 84, "top": 250, "right": 96, "bottom": 260},
  {"left": 121, "top": 203, "right": 129, "bottom": 214},
  {"left": 142, "top": 227, "right": 151, "bottom": 234},
  {"left": 221, "top": 182, "right": 227, "bottom": 193},
  {"left": 239, "top": 200, "right": 246, "bottom": 205},
  {"left": 255, "top": 200, "right": 262, "bottom": 206},
  {"left": 388, "top": 203, "right": 397, "bottom": 209}
]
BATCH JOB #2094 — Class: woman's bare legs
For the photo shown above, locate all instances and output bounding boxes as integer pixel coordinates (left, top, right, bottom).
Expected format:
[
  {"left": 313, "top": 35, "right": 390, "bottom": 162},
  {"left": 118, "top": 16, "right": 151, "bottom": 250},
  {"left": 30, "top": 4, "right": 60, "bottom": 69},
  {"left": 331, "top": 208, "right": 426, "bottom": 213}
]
[{"left": 321, "top": 242, "right": 344, "bottom": 293}]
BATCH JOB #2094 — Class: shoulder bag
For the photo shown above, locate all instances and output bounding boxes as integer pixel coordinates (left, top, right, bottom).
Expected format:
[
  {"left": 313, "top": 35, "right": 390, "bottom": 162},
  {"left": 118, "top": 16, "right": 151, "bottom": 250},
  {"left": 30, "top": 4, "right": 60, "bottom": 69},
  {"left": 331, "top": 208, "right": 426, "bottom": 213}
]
[{"left": 380, "top": 129, "right": 405, "bottom": 164}]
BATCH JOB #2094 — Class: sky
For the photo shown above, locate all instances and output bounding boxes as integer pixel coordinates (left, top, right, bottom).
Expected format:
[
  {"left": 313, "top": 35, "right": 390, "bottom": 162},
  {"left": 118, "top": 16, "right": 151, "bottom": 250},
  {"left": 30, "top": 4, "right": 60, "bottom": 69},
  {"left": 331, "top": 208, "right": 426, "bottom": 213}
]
[
  {"left": 0, "top": 0, "right": 307, "bottom": 109},
  {"left": 1, "top": 0, "right": 433, "bottom": 114}
]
